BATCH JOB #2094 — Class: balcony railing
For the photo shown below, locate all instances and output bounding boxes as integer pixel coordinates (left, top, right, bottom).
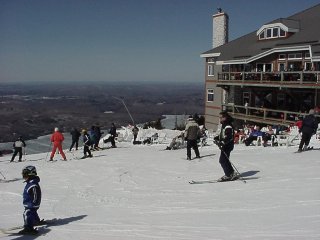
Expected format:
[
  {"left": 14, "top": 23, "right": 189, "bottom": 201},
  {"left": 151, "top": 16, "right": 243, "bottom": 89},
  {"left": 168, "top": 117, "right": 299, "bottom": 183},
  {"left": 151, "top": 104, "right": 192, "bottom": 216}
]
[
  {"left": 222, "top": 103, "right": 318, "bottom": 126},
  {"left": 217, "top": 71, "right": 320, "bottom": 86}
]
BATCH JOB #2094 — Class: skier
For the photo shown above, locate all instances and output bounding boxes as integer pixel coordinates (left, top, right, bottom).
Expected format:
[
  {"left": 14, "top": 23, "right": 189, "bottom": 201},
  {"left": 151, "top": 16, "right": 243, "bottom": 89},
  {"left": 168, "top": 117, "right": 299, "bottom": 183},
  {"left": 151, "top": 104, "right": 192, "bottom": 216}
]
[
  {"left": 50, "top": 127, "right": 67, "bottom": 161},
  {"left": 109, "top": 123, "right": 117, "bottom": 148},
  {"left": 10, "top": 136, "right": 26, "bottom": 162},
  {"left": 81, "top": 129, "right": 93, "bottom": 159},
  {"left": 132, "top": 125, "right": 139, "bottom": 143},
  {"left": 298, "top": 109, "right": 318, "bottom": 152},
  {"left": 93, "top": 125, "right": 103, "bottom": 150},
  {"left": 88, "top": 126, "right": 97, "bottom": 150},
  {"left": 69, "top": 128, "right": 81, "bottom": 151},
  {"left": 19, "top": 165, "right": 42, "bottom": 235},
  {"left": 214, "top": 111, "right": 238, "bottom": 181},
  {"left": 184, "top": 115, "right": 200, "bottom": 160}
]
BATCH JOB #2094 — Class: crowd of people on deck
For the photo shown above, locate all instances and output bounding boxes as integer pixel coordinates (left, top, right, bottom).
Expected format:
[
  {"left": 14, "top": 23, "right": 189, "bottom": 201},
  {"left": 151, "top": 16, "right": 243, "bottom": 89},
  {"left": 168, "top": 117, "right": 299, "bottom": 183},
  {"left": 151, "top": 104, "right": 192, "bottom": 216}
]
[{"left": 232, "top": 108, "right": 318, "bottom": 151}]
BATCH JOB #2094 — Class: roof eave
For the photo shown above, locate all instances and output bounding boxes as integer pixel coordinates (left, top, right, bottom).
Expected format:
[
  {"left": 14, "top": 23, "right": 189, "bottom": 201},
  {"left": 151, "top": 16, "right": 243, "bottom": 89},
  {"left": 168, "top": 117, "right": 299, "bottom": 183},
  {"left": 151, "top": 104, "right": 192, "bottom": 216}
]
[
  {"left": 200, "top": 52, "right": 221, "bottom": 58},
  {"left": 216, "top": 45, "right": 311, "bottom": 65}
]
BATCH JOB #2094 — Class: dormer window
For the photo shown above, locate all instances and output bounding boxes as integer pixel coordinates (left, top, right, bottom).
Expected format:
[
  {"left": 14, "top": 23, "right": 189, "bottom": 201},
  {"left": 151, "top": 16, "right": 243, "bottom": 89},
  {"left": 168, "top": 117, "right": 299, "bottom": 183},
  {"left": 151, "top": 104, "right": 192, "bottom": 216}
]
[
  {"left": 279, "top": 28, "right": 285, "bottom": 37},
  {"left": 258, "top": 27, "right": 286, "bottom": 40},
  {"left": 257, "top": 21, "right": 299, "bottom": 40}
]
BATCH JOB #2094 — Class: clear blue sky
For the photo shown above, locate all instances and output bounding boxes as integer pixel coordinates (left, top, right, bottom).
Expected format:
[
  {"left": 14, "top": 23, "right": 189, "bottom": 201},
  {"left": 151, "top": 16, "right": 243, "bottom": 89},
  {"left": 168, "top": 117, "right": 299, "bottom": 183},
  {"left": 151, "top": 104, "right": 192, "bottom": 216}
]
[{"left": 0, "top": 0, "right": 319, "bottom": 83}]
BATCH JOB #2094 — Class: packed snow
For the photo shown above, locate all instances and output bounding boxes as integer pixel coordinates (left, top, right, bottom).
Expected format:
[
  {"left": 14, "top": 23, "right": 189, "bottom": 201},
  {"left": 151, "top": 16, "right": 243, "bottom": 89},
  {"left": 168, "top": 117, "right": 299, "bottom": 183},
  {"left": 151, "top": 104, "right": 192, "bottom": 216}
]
[{"left": 0, "top": 128, "right": 320, "bottom": 240}]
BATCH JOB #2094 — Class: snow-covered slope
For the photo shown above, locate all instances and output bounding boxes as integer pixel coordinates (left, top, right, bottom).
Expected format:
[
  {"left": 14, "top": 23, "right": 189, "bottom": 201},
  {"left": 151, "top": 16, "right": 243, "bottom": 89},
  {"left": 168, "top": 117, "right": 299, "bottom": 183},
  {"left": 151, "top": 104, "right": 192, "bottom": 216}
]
[{"left": 1, "top": 132, "right": 319, "bottom": 240}]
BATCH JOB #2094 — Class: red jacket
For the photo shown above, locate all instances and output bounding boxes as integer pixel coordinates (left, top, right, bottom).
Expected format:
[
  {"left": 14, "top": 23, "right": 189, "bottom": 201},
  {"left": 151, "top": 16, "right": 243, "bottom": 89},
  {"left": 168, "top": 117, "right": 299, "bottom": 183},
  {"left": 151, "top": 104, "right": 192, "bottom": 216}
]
[
  {"left": 51, "top": 131, "right": 64, "bottom": 143},
  {"left": 294, "top": 120, "right": 303, "bottom": 130}
]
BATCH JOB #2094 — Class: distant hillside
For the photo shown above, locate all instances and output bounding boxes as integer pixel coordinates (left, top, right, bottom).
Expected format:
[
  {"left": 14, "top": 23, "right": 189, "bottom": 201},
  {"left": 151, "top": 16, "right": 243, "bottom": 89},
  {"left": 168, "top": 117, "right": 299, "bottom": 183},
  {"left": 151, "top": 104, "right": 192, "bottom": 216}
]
[{"left": 0, "top": 82, "right": 204, "bottom": 142}]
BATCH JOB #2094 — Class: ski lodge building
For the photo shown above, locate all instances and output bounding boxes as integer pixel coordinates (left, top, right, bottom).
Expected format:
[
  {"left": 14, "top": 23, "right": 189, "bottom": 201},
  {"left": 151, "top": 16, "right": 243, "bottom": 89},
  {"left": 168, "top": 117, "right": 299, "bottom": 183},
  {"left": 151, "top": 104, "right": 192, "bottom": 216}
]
[{"left": 201, "top": 4, "right": 320, "bottom": 130}]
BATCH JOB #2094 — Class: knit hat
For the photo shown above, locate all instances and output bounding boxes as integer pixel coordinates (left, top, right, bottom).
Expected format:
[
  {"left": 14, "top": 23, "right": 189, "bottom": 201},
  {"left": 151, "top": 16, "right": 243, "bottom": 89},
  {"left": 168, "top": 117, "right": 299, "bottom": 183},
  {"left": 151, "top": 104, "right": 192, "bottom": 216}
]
[{"left": 54, "top": 127, "right": 59, "bottom": 132}]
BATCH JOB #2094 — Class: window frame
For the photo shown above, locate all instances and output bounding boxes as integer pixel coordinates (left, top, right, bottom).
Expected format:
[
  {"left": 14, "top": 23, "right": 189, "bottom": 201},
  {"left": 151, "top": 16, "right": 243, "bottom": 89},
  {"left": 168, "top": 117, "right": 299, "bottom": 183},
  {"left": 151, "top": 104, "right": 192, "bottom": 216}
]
[
  {"left": 208, "top": 64, "right": 214, "bottom": 76},
  {"left": 258, "top": 27, "right": 287, "bottom": 40},
  {"left": 207, "top": 89, "right": 214, "bottom": 102},
  {"left": 279, "top": 54, "right": 286, "bottom": 60}
]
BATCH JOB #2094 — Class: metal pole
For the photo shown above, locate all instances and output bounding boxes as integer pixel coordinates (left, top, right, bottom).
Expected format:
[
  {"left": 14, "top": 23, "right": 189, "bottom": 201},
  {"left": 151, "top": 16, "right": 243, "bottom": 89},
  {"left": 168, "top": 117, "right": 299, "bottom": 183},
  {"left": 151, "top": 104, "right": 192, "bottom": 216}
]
[{"left": 113, "top": 96, "right": 135, "bottom": 125}]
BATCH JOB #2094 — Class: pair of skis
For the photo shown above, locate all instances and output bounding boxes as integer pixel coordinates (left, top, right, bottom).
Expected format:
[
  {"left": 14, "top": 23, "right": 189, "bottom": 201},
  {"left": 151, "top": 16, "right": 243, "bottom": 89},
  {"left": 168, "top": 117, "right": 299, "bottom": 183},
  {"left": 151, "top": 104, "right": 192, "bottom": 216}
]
[
  {"left": 0, "top": 219, "right": 56, "bottom": 235},
  {"left": 189, "top": 175, "right": 246, "bottom": 184}
]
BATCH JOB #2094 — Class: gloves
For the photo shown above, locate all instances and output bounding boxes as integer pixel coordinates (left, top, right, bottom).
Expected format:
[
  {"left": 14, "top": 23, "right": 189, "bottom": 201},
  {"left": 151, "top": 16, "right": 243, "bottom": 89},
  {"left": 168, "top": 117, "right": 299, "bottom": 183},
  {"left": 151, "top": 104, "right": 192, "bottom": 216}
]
[
  {"left": 219, "top": 141, "right": 225, "bottom": 148},
  {"left": 214, "top": 139, "right": 224, "bottom": 149}
]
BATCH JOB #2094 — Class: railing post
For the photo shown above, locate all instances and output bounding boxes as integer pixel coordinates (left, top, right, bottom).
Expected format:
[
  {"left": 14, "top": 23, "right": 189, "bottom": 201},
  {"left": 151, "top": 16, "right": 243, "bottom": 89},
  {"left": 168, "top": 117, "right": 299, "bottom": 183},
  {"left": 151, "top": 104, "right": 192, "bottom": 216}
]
[{"left": 283, "top": 112, "right": 287, "bottom": 122}]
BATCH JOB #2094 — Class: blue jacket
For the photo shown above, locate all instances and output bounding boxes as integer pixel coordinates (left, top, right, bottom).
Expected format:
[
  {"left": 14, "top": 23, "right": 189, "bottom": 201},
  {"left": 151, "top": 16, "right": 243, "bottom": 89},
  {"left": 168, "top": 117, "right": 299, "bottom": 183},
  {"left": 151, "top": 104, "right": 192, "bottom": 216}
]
[
  {"left": 250, "top": 129, "right": 264, "bottom": 137},
  {"left": 23, "top": 176, "right": 41, "bottom": 209}
]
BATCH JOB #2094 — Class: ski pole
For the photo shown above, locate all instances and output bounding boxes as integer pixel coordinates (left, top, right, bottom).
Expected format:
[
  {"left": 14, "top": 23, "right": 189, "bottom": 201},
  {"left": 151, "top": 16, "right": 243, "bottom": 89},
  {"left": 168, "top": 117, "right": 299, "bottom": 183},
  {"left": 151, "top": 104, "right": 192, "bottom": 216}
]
[
  {"left": 215, "top": 141, "right": 246, "bottom": 184},
  {"left": 23, "top": 147, "right": 26, "bottom": 161},
  {"left": 0, "top": 171, "right": 6, "bottom": 180}
]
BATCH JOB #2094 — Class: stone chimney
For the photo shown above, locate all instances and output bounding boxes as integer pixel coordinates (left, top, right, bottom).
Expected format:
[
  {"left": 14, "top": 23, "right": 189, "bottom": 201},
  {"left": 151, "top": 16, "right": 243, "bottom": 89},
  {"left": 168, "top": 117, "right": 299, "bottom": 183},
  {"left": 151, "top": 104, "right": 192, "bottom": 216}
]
[{"left": 212, "top": 8, "right": 229, "bottom": 48}]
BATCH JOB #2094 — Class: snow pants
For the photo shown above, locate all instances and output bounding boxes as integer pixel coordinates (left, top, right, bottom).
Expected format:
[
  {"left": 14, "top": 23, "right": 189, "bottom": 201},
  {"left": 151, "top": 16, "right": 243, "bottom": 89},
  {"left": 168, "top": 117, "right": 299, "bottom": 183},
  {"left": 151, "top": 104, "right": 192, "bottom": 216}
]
[
  {"left": 23, "top": 208, "right": 40, "bottom": 229},
  {"left": 186, "top": 139, "right": 200, "bottom": 159},
  {"left": 298, "top": 132, "right": 313, "bottom": 150},
  {"left": 50, "top": 142, "right": 66, "bottom": 160},
  {"left": 83, "top": 145, "right": 92, "bottom": 157},
  {"left": 219, "top": 146, "right": 234, "bottom": 177},
  {"left": 11, "top": 147, "right": 23, "bottom": 161},
  {"left": 69, "top": 139, "right": 79, "bottom": 151}
]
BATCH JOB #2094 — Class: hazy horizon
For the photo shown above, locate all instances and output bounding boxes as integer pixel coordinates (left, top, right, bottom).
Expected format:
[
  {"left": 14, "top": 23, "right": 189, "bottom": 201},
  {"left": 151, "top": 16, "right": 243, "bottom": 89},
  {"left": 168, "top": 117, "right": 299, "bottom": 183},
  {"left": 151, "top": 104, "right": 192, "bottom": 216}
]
[{"left": 1, "top": 0, "right": 319, "bottom": 83}]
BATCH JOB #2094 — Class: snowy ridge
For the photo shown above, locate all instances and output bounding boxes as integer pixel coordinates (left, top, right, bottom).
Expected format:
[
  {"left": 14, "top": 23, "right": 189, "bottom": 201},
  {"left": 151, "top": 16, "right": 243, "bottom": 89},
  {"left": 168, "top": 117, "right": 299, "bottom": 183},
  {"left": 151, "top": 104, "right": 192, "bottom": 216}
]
[{"left": 0, "top": 130, "right": 320, "bottom": 240}]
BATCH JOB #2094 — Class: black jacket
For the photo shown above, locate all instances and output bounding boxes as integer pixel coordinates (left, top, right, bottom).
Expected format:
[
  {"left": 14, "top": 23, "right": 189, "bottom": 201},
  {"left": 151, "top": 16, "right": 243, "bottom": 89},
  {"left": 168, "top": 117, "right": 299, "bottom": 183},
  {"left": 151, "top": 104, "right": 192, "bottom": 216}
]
[{"left": 301, "top": 114, "right": 318, "bottom": 135}]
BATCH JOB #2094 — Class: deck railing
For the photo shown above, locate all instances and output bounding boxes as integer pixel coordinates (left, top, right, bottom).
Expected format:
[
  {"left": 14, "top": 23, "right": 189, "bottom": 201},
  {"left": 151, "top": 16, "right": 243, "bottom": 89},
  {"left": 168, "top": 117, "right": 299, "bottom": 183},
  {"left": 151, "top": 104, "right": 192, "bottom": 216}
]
[
  {"left": 222, "top": 103, "right": 318, "bottom": 126},
  {"left": 217, "top": 71, "right": 320, "bottom": 85}
]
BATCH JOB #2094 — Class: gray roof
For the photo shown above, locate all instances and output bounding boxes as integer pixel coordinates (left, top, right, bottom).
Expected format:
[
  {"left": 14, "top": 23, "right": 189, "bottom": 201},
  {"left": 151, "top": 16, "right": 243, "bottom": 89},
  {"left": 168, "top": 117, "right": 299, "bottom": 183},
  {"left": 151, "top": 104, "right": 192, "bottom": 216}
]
[{"left": 202, "top": 4, "right": 320, "bottom": 62}]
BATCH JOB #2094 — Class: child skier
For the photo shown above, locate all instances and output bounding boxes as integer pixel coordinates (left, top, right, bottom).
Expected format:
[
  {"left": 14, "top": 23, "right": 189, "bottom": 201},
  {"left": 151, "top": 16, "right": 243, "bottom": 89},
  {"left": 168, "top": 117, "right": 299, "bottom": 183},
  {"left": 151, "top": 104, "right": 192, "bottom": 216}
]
[
  {"left": 19, "top": 165, "right": 42, "bottom": 235},
  {"left": 82, "top": 129, "right": 93, "bottom": 159},
  {"left": 214, "top": 111, "right": 239, "bottom": 182}
]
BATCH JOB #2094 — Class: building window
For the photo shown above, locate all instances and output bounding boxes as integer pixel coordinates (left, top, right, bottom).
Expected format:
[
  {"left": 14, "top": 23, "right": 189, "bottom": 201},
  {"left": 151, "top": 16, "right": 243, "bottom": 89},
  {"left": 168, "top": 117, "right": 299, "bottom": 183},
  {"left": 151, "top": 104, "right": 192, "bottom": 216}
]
[
  {"left": 208, "top": 64, "right": 214, "bottom": 76},
  {"left": 279, "top": 63, "right": 286, "bottom": 71},
  {"left": 207, "top": 89, "right": 214, "bottom": 102},
  {"left": 266, "top": 28, "right": 272, "bottom": 38},
  {"left": 272, "top": 28, "right": 279, "bottom": 37},
  {"left": 279, "top": 54, "right": 286, "bottom": 60},
  {"left": 305, "top": 52, "right": 311, "bottom": 59},
  {"left": 305, "top": 62, "right": 313, "bottom": 71},
  {"left": 256, "top": 63, "right": 273, "bottom": 72},
  {"left": 288, "top": 53, "right": 302, "bottom": 59},
  {"left": 258, "top": 27, "right": 286, "bottom": 40}
]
